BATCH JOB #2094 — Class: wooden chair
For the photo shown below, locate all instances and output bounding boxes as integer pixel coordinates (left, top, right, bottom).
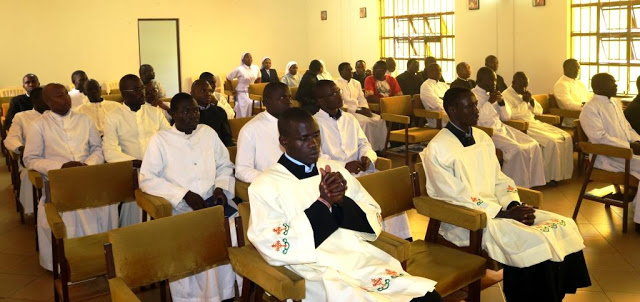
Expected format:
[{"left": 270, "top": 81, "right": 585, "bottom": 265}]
[
  {"left": 105, "top": 206, "right": 233, "bottom": 302},
  {"left": 229, "top": 116, "right": 254, "bottom": 142},
  {"left": 29, "top": 169, "right": 44, "bottom": 251},
  {"left": 109, "top": 88, "right": 121, "bottom": 95},
  {"left": 44, "top": 161, "right": 136, "bottom": 302},
  {"left": 7, "top": 151, "right": 23, "bottom": 223},
  {"left": 411, "top": 94, "right": 446, "bottom": 129},
  {"left": 1, "top": 101, "right": 10, "bottom": 164},
  {"left": 572, "top": 120, "right": 639, "bottom": 233},
  {"left": 358, "top": 166, "right": 487, "bottom": 301},
  {"left": 549, "top": 94, "right": 581, "bottom": 127},
  {"left": 102, "top": 94, "right": 123, "bottom": 103},
  {"left": 532, "top": 94, "right": 562, "bottom": 126},
  {"left": 380, "top": 95, "right": 440, "bottom": 166},
  {"left": 413, "top": 162, "right": 541, "bottom": 270}
]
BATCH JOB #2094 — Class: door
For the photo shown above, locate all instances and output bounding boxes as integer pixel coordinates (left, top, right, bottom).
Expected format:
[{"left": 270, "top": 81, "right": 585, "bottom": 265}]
[{"left": 138, "top": 19, "right": 181, "bottom": 97}]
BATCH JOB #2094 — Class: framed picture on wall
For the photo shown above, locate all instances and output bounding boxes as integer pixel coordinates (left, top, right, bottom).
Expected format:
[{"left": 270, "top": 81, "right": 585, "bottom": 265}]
[
  {"left": 360, "top": 7, "right": 367, "bottom": 18},
  {"left": 533, "top": 0, "right": 545, "bottom": 6},
  {"left": 321, "top": 10, "right": 327, "bottom": 21},
  {"left": 469, "top": 0, "right": 479, "bottom": 10}
]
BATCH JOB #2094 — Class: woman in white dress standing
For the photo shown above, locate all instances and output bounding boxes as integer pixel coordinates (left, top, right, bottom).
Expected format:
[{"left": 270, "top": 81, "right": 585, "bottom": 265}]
[{"left": 226, "top": 53, "right": 261, "bottom": 118}]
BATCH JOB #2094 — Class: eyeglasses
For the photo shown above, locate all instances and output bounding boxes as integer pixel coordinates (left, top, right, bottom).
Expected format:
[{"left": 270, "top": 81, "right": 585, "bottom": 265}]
[{"left": 122, "top": 86, "right": 144, "bottom": 93}]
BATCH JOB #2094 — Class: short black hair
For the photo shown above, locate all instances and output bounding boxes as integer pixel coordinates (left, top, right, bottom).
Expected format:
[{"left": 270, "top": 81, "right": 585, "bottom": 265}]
[
  {"left": 591, "top": 73, "right": 613, "bottom": 92},
  {"left": 278, "top": 107, "right": 314, "bottom": 137},
  {"left": 485, "top": 55, "right": 497, "bottom": 65},
  {"left": 190, "top": 79, "right": 210, "bottom": 93},
  {"left": 355, "top": 60, "right": 365, "bottom": 66},
  {"left": 338, "top": 62, "right": 351, "bottom": 73},
  {"left": 71, "top": 70, "right": 86, "bottom": 82},
  {"left": 309, "top": 60, "right": 322, "bottom": 73},
  {"left": 443, "top": 87, "right": 473, "bottom": 115},
  {"left": 170, "top": 92, "right": 194, "bottom": 111},
  {"left": 263, "top": 82, "right": 288, "bottom": 100},
  {"left": 199, "top": 72, "right": 214, "bottom": 80},
  {"left": 139, "top": 64, "right": 152, "bottom": 75},
  {"left": 30, "top": 87, "right": 44, "bottom": 101},
  {"left": 563, "top": 59, "right": 578, "bottom": 70},
  {"left": 313, "top": 80, "right": 335, "bottom": 99},
  {"left": 407, "top": 59, "right": 418, "bottom": 69},
  {"left": 456, "top": 62, "right": 468, "bottom": 73},
  {"left": 373, "top": 60, "right": 387, "bottom": 70},
  {"left": 476, "top": 67, "right": 495, "bottom": 82},
  {"left": 119, "top": 74, "right": 140, "bottom": 91}
]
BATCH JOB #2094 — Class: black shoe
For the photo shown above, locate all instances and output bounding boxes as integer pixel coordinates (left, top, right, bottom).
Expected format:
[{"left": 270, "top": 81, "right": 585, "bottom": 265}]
[
  {"left": 635, "top": 223, "right": 640, "bottom": 233},
  {"left": 547, "top": 180, "right": 558, "bottom": 187}
]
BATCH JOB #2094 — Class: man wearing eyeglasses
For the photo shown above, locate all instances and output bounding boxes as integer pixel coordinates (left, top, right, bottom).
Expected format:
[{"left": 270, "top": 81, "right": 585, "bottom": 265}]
[{"left": 102, "top": 74, "right": 170, "bottom": 226}]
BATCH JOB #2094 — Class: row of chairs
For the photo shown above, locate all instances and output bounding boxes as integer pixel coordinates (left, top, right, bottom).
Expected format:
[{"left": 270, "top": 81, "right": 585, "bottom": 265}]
[{"left": 44, "top": 159, "right": 543, "bottom": 302}]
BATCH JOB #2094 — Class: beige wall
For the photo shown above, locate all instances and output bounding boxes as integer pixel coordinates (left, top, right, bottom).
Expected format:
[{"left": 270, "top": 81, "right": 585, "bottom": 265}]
[
  {"left": 306, "top": 0, "right": 380, "bottom": 78},
  {"left": 1, "top": 0, "right": 570, "bottom": 94},
  {"left": 0, "top": 0, "right": 310, "bottom": 92}
]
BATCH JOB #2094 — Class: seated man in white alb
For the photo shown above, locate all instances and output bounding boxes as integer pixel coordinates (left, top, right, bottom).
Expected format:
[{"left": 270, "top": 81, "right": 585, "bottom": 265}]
[
  {"left": 419, "top": 63, "right": 450, "bottom": 128},
  {"left": 68, "top": 70, "right": 89, "bottom": 108},
  {"left": 580, "top": 73, "right": 640, "bottom": 233},
  {"left": 235, "top": 82, "right": 291, "bottom": 183},
  {"left": 73, "top": 79, "right": 121, "bottom": 136},
  {"left": 472, "top": 67, "right": 546, "bottom": 188},
  {"left": 248, "top": 107, "right": 441, "bottom": 302},
  {"left": 335, "top": 62, "right": 387, "bottom": 151},
  {"left": 422, "top": 87, "right": 590, "bottom": 302},
  {"left": 139, "top": 92, "right": 238, "bottom": 301},
  {"left": 3, "top": 87, "right": 48, "bottom": 215},
  {"left": 24, "top": 83, "right": 118, "bottom": 271},
  {"left": 553, "top": 59, "right": 591, "bottom": 127},
  {"left": 503, "top": 72, "right": 573, "bottom": 185},
  {"left": 103, "top": 74, "right": 170, "bottom": 226},
  {"left": 315, "top": 80, "right": 412, "bottom": 240}
]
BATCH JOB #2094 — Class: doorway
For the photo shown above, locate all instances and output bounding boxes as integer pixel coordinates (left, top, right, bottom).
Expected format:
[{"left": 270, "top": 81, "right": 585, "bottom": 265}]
[{"left": 138, "top": 19, "right": 181, "bottom": 97}]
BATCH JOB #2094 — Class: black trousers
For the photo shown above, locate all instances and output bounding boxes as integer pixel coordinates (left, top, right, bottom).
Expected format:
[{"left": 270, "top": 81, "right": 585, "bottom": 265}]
[{"left": 411, "top": 290, "right": 443, "bottom": 302}]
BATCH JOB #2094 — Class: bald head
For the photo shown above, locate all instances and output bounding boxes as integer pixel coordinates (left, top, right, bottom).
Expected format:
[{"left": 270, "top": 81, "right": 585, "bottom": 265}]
[
  {"left": 139, "top": 64, "right": 155, "bottom": 83},
  {"left": 426, "top": 63, "right": 442, "bottom": 81},
  {"left": 563, "top": 59, "right": 580, "bottom": 79},
  {"left": 456, "top": 62, "right": 471, "bottom": 79},
  {"left": 43, "top": 83, "right": 71, "bottom": 115}
]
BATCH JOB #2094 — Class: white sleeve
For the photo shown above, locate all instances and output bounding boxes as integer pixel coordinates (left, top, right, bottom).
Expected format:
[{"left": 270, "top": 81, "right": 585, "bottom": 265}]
[
  {"left": 420, "top": 82, "right": 443, "bottom": 110},
  {"left": 139, "top": 136, "right": 189, "bottom": 207},
  {"left": 24, "top": 123, "right": 64, "bottom": 175},
  {"left": 226, "top": 68, "right": 239, "bottom": 81},
  {"left": 355, "top": 81, "right": 369, "bottom": 109},
  {"left": 4, "top": 116, "right": 24, "bottom": 153},
  {"left": 494, "top": 101, "right": 512, "bottom": 122},
  {"left": 234, "top": 127, "right": 262, "bottom": 183},
  {"left": 554, "top": 82, "right": 583, "bottom": 110},
  {"left": 580, "top": 104, "right": 631, "bottom": 148},
  {"left": 102, "top": 115, "right": 136, "bottom": 162},
  {"left": 531, "top": 100, "right": 544, "bottom": 116},
  {"left": 83, "top": 121, "right": 104, "bottom": 166}
]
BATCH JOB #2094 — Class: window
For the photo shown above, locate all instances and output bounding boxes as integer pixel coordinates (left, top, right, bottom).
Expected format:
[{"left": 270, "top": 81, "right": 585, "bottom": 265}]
[
  {"left": 572, "top": 0, "right": 640, "bottom": 95},
  {"left": 379, "top": 0, "right": 455, "bottom": 80}
]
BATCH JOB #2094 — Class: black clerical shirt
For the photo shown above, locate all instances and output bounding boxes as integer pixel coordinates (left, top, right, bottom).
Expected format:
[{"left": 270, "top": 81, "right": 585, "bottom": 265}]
[
  {"left": 445, "top": 121, "right": 475, "bottom": 147},
  {"left": 396, "top": 71, "right": 424, "bottom": 96},
  {"left": 450, "top": 78, "right": 476, "bottom": 90},
  {"left": 624, "top": 95, "right": 640, "bottom": 134},
  {"left": 4, "top": 94, "right": 32, "bottom": 130},
  {"left": 198, "top": 104, "right": 234, "bottom": 147}
]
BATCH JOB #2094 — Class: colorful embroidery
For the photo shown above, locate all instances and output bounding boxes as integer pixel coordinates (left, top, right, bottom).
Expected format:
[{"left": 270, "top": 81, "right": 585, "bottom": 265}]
[
  {"left": 371, "top": 278, "right": 390, "bottom": 291},
  {"left": 506, "top": 185, "right": 518, "bottom": 193},
  {"left": 471, "top": 197, "right": 484, "bottom": 206},
  {"left": 272, "top": 223, "right": 290, "bottom": 235},
  {"left": 533, "top": 219, "right": 567, "bottom": 233},
  {"left": 385, "top": 269, "right": 404, "bottom": 279},
  {"left": 271, "top": 239, "right": 290, "bottom": 254}
]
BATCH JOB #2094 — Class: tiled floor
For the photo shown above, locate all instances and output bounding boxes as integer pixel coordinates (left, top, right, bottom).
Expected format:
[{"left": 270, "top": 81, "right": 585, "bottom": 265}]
[{"left": 0, "top": 155, "right": 639, "bottom": 302}]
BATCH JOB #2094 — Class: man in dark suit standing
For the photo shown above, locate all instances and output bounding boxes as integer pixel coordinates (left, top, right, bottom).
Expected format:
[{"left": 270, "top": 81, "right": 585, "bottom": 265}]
[{"left": 485, "top": 55, "right": 507, "bottom": 92}]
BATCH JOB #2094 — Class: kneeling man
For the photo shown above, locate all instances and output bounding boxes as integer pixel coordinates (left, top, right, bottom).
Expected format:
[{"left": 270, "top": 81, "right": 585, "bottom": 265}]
[
  {"left": 248, "top": 108, "right": 441, "bottom": 302},
  {"left": 420, "top": 87, "right": 590, "bottom": 302}
]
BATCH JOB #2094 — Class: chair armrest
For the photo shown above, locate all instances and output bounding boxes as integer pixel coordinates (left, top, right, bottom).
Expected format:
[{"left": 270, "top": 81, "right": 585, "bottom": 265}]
[
  {"left": 381, "top": 113, "right": 410, "bottom": 125},
  {"left": 108, "top": 277, "right": 141, "bottom": 302},
  {"left": 579, "top": 142, "right": 634, "bottom": 160},
  {"left": 550, "top": 108, "right": 581, "bottom": 119},
  {"left": 413, "top": 196, "right": 487, "bottom": 231},
  {"left": 375, "top": 157, "right": 392, "bottom": 171},
  {"left": 369, "top": 103, "right": 380, "bottom": 113},
  {"left": 369, "top": 232, "right": 411, "bottom": 263},
  {"left": 534, "top": 114, "right": 561, "bottom": 126},
  {"left": 517, "top": 187, "right": 542, "bottom": 208},
  {"left": 249, "top": 94, "right": 263, "bottom": 102},
  {"left": 134, "top": 189, "right": 173, "bottom": 219},
  {"left": 504, "top": 120, "right": 529, "bottom": 132},
  {"left": 235, "top": 180, "right": 250, "bottom": 202},
  {"left": 228, "top": 246, "right": 305, "bottom": 301},
  {"left": 28, "top": 170, "right": 43, "bottom": 189},
  {"left": 44, "top": 203, "right": 67, "bottom": 239},
  {"left": 413, "top": 109, "right": 443, "bottom": 119},
  {"left": 473, "top": 126, "right": 493, "bottom": 137}
]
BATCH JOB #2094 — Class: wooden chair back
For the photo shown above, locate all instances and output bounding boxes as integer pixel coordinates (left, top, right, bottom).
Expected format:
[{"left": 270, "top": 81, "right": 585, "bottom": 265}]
[
  {"left": 380, "top": 95, "right": 413, "bottom": 116},
  {"left": 532, "top": 94, "right": 550, "bottom": 113},
  {"left": 47, "top": 161, "right": 135, "bottom": 212},
  {"left": 105, "top": 206, "right": 230, "bottom": 288},
  {"left": 358, "top": 166, "right": 414, "bottom": 218},
  {"left": 249, "top": 82, "right": 269, "bottom": 96},
  {"left": 229, "top": 116, "right": 253, "bottom": 141}
]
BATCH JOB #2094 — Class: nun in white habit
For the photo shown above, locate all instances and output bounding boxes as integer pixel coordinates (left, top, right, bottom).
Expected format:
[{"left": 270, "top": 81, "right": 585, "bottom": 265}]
[{"left": 226, "top": 52, "right": 261, "bottom": 118}]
